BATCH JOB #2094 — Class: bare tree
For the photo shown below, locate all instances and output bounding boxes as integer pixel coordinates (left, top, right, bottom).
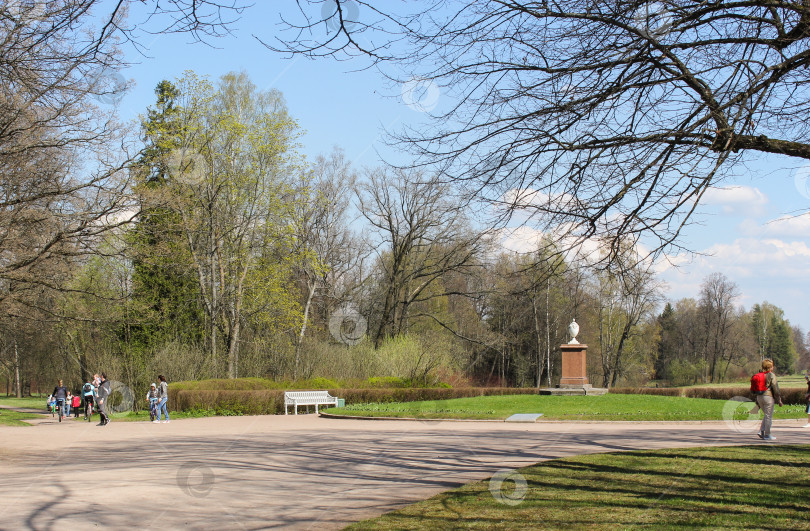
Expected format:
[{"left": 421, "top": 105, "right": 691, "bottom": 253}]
[
  {"left": 0, "top": 0, "right": 247, "bottom": 307},
  {"left": 359, "top": 169, "right": 486, "bottom": 347},
  {"left": 291, "top": 148, "right": 362, "bottom": 375},
  {"left": 699, "top": 272, "right": 741, "bottom": 382},
  {"left": 271, "top": 1, "right": 810, "bottom": 260},
  {"left": 597, "top": 252, "right": 662, "bottom": 387}
]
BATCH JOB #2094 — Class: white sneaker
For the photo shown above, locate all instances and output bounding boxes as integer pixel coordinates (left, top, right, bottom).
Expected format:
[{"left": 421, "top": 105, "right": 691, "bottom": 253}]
[
  {"left": 802, "top": 424, "right": 810, "bottom": 428},
  {"left": 152, "top": 420, "right": 159, "bottom": 423},
  {"left": 163, "top": 420, "right": 170, "bottom": 423}
]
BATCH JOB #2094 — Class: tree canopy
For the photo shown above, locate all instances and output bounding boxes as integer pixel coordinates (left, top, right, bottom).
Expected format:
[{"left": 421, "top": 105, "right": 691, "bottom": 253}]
[{"left": 272, "top": 0, "right": 810, "bottom": 260}]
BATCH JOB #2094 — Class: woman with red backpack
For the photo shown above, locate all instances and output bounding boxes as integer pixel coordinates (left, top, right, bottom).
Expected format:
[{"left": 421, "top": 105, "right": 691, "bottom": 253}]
[{"left": 752, "top": 359, "right": 783, "bottom": 441}]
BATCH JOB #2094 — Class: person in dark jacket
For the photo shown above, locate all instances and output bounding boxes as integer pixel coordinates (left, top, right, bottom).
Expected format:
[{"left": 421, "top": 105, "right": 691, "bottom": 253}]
[{"left": 51, "top": 380, "right": 68, "bottom": 419}]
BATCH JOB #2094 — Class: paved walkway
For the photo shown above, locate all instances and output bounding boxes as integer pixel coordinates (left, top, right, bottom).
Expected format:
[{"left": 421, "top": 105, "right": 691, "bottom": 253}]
[{"left": 0, "top": 414, "right": 806, "bottom": 529}]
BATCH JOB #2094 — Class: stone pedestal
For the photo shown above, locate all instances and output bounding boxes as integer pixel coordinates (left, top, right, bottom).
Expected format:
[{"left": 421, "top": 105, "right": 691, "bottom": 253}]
[
  {"left": 559, "top": 343, "right": 589, "bottom": 387},
  {"left": 538, "top": 342, "right": 607, "bottom": 396}
]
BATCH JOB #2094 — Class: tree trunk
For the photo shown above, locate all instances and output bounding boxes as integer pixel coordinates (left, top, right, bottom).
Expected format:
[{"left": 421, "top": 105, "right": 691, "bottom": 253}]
[
  {"left": 209, "top": 213, "right": 218, "bottom": 371},
  {"left": 546, "top": 277, "right": 551, "bottom": 387},
  {"left": 532, "top": 292, "right": 542, "bottom": 389},
  {"left": 228, "top": 320, "right": 240, "bottom": 379},
  {"left": 294, "top": 279, "right": 317, "bottom": 380},
  {"left": 14, "top": 337, "right": 21, "bottom": 398}
]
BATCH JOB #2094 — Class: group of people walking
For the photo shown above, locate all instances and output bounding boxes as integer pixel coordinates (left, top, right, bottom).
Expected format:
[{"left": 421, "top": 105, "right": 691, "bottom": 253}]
[
  {"left": 147, "top": 375, "right": 170, "bottom": 423},
  {"left": 49, "top": 373, "right": 169, "bottom": 425},
  {"left": 48, "top": 373, "right": 112, "bottom": 425}
]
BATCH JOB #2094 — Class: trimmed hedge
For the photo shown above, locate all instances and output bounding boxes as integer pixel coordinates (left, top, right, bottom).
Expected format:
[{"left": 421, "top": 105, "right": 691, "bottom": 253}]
[
  {"left": 612, "top": 386, "right": 808, "bottom": 405},
  {"left": 169, "top": 387, "right": 539, "bottom": 415},
  {"left": 168, "top": 385, "right": 809, "bottom": 415}
]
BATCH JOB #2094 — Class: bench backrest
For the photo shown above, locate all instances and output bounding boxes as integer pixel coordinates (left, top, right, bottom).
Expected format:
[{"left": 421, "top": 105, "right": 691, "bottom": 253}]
[{"left": 284, "top": 391, "right": 332, "bottom": 400}]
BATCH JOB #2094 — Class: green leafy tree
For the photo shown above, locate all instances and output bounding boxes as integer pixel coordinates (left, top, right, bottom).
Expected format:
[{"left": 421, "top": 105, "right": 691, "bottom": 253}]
[{"left": 169, "top": 71, "right": 305, "bottom": 378}]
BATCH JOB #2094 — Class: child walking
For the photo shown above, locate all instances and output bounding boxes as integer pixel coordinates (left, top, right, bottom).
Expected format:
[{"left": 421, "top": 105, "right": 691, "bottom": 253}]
[{"left": 147, "top": 383, "right": 159, "bottom": 422}]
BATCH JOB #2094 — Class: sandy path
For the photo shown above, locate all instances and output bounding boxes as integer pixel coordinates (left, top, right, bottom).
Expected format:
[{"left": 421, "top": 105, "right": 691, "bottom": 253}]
[{"left": 0, "top": 414, "right": 806, "bottom": 530}]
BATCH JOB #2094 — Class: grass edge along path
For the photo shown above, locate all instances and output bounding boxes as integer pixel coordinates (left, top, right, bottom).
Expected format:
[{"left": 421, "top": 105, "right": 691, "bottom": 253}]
[
  {"left": 347, "top": 445, "right": 810, "bottom": 530},
  {"left": 325, "top": 394, "right": 808, "bottom": 422},
  {"left": 0, "top": 409, "right": 39, "bottom": 426}
]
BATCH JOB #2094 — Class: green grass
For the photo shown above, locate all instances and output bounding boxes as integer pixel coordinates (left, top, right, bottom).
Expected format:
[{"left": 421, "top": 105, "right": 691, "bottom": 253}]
[
  {"left": 325, "top": 394, "right": 808, "bottom": 421},
  {"left": 0, "top": 396, "right": 49, "bottom": 409},
  {"left": 0, "top": 408, "right": 39, "bottom": 426},
  {"left": 348, "top": 445, "right": 810, "bottom": 530}
]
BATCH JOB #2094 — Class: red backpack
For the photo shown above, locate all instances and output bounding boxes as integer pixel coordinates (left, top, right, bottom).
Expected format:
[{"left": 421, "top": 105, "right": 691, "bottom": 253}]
[{"left": 751, "top": 371, "right": 768, "bottom": 394}]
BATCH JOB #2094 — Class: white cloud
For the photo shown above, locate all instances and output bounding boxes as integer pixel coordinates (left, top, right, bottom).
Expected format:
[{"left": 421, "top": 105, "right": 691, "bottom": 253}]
[
  {"left": 746, "top": 214, "right": 810, "bottom": 238},
  {"left": 700, "top": 185, "right": 769, "bottom": 216},
  {"left": 497, "top": 226, "right": 546, "bottom": 254},
  {"left": 494, "top": 224, "right": 642, "bottom": 268},
  {"left": 659, "top": 237, "right": 810, "bottom": 321}
]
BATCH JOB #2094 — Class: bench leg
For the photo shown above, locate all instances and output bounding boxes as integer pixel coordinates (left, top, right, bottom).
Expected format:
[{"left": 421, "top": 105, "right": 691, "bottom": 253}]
[{"left": 315, "top": 404, "right": 319, "bottom": 414}]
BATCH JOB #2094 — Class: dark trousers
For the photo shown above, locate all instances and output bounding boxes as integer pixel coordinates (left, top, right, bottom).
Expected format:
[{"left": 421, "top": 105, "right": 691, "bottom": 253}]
[{"left": 98, "top": 400, "right": 109, "bottom": 423}]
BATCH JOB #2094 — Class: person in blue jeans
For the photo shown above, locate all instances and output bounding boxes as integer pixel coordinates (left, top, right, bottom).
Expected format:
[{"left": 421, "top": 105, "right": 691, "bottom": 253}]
[
  {"left": 155, "top": 374, "right": 170, "bottom": 423},
  {"left": 65, "top": 392, "right": 73, "bottom": 416}
]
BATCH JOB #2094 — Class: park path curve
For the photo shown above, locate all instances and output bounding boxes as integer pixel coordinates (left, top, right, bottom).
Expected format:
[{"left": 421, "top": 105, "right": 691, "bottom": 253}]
[{"left": 0, "top": 414, "right": 806, "bottom": 530}]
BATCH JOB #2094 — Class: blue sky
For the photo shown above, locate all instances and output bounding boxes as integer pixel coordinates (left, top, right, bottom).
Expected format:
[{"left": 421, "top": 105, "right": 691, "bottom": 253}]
[{"left": 107, "top": 3, "right": 810, "bottom": 330}]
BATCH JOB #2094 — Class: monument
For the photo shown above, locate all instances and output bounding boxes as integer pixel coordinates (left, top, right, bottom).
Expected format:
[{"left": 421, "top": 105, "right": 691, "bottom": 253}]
[{"left": 539, "top": 319, "right": 607, "bottom": 396}]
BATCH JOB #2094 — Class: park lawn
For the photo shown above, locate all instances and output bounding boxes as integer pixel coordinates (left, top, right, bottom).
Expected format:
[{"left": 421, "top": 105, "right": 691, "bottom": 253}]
[
  {"left": 0, "top": 409, "right": 39, "bottom": 426},
  {"left": 347, "top": 445, "right": 810, "bottom": 530},
  {"left": 0, "top": 396, "right": 48, "bottom": 410},
  {"left": 325, "top": 394, "right": 808, "bottom": 421}
]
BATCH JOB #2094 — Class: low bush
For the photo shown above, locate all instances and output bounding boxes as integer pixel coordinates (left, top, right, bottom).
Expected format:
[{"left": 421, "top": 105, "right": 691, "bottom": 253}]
[
  {"left": 170, "top": 387, "right": 539, "bottom": 414},
  {"left": 171, "top": 377, "right": 343, "bottom": 392},
  {"left": 612, "top": 386, "right": 807, "bottom": 405},
  {"left": 172, "top": 389, "right": 285, "bottom": 415},
  {"left": 610, "top": 388, "right": 683, "bottom": 397}
]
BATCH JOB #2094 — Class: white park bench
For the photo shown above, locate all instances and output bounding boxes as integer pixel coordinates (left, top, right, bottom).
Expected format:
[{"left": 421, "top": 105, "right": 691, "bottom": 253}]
[{"left": 284, "top": 390, "right": 340, "bottom": 415}]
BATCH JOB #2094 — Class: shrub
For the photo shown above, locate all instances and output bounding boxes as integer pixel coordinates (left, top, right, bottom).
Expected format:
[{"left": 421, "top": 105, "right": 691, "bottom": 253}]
[
  {"left": 367, "top": 376, "right": 411, "bottom": 388},
  {"left": 301, "top": 377, "right": 341, "bottom": 390},
  {"left": 170, "top": 387, "right": 540, "bottom": 414},
  {"left": 611, "top": 386, "right": 807, "bottom": 405},
  {"left": 610, "top": 388, "right": 684, "bottom": 397}
]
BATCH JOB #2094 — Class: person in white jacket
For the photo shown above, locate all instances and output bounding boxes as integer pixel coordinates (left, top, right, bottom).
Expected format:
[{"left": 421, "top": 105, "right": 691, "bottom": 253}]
[{"left": 155, "top": 375, "right": 170, "bottom": 423}]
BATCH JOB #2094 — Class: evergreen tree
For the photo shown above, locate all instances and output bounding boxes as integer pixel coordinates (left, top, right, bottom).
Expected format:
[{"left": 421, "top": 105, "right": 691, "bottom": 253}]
[
  {"left": 767, "top": 313, "right": 797, "bottom": 374},
  {"left": 127, "top": 80, "right": 205, "bottom": 349},
  {"left": 654, "top": 302, "right": 678, "bottom": 382}
]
